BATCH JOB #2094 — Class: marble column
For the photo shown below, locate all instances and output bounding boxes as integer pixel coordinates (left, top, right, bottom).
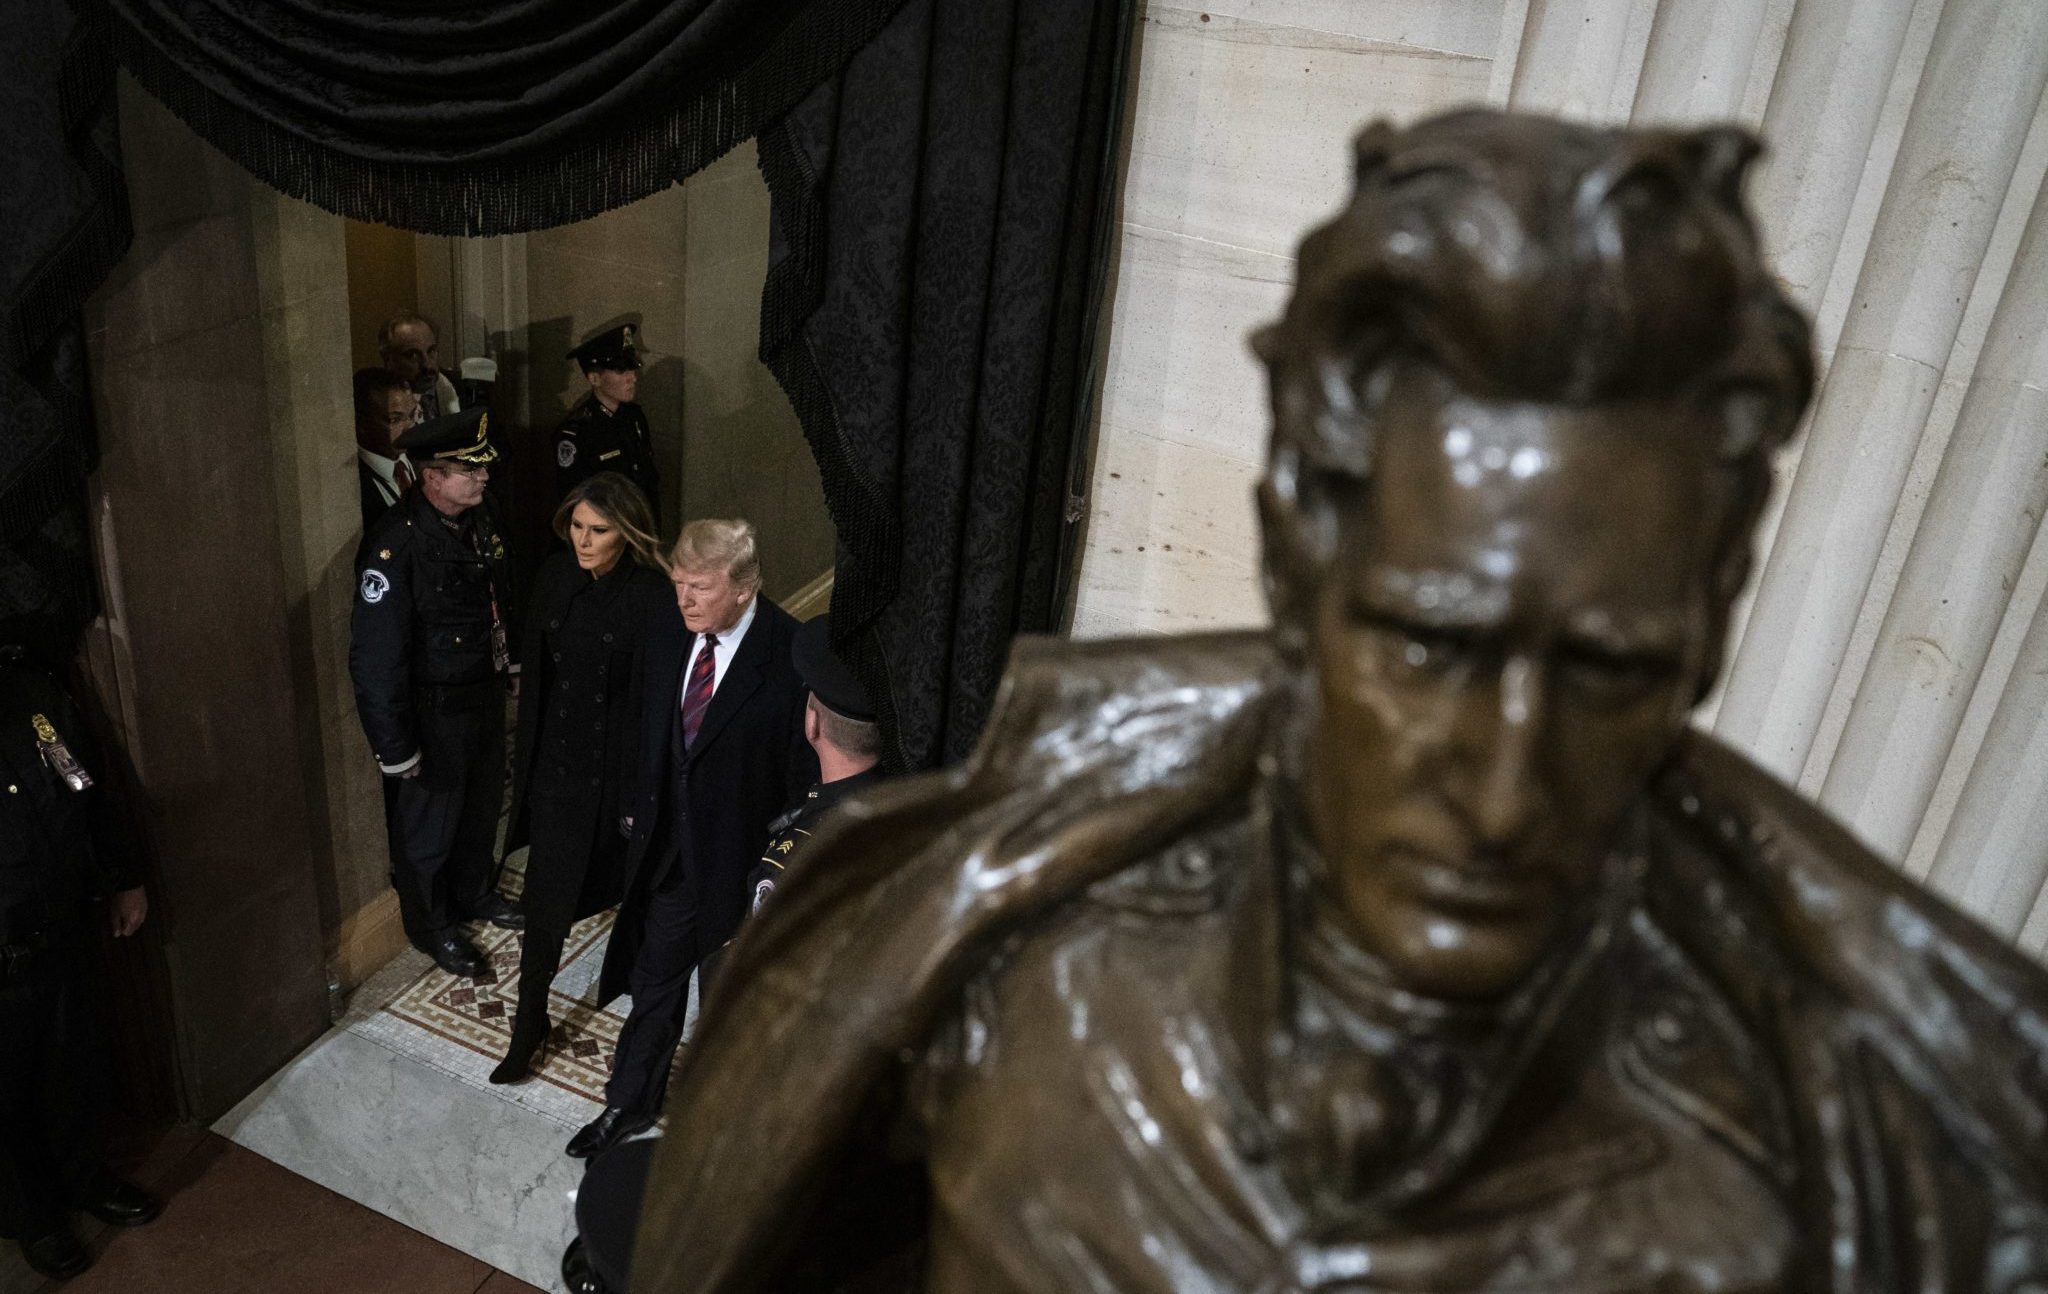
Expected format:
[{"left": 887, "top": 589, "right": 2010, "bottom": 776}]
[
  {"left": 1744, "top": 0, "right": 1919, "bottom": 315},
  {"left": 82, "top": 80, "right": 331, "bottom": 1117},
  {"left": 1502, "top": 0, "right": 1660, "bottom": 123},
  {"left": 1629, "top": 0, "right": 1770, "bottom": 124},
  {"left": 1714, "top": 0, "right": 2048, "bottom": 783},
  {"left": 1819, "top": 174, "right": 2048, "bottom": 860},
  {"left": 1925, "top": 589, "right": 2048, "bottom": 936}
]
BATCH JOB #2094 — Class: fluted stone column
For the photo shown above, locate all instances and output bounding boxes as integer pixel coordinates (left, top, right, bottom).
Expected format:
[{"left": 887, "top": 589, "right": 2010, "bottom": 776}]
[
  {"left": 1503, "top": 0, "right": 1660, "bottom": 122},
  {"left": 1820, "top": 175, "right": 2048, "bottom": 860},
  {"left": 1746, "top": 0, "right": 1919, "bottom": 314},
  {"left": 1630, "top": 0, "right": 1771, "bottom": 124},
  {"left": 1714, "top": 0, "right": 2048, "bottom": 783},
  {"left": 1926, "top": 591, "right": 2048, "bottom": 936}
]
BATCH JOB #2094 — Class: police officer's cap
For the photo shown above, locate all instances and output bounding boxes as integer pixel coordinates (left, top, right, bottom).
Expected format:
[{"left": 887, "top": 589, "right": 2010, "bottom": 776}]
[
  {"left": 396, "top": 406, "right": 497, "bottom": 466},
  {"left": 793, "top": 615, "right": 874, "bottom": 723},
  {"left": 569, "top": 324, "right": 643, "bottom": 374}
]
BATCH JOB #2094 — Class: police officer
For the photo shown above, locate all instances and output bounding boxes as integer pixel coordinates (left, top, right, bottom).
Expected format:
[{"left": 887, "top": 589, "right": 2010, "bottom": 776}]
[
  {"left": 555, "top": 325, "right": 662, "bottom": 524},
  {"left": 742, "top": 615, "right": 882, "bottom": 917},
  {"left": 351, "top": 407, "right": 524, "bottom": 980},
  {"left": 0, "top": 646, "right": 159, "bottom": 1281}
]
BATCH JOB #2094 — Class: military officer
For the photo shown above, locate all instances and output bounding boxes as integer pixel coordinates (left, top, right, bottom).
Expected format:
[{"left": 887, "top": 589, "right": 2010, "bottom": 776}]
[
  {"left": 555, "top": 325, "right": 662, "bottom": 524},
  {"left": 0, "top": 646, "right": 159, "bottom": 1281},
  {"left": 350, "top": 407, "right": 524, "bottom": 980}
]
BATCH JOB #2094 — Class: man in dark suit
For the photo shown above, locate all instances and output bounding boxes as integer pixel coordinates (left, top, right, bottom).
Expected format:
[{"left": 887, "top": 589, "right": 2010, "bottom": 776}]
[
  {"left": 567, "top": 518, "right": 815, "bottom": 1160},
  {"left": 354, "top": 366, "right": 417, "bottom": 531}
]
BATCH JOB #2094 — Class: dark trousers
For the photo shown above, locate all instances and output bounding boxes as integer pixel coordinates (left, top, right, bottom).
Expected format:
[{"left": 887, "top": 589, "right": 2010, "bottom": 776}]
[
  {"left": 386, "top": 702, "right": 505, "bottom": 949},
  {"left": 605, "top": 846, "right": 701, "bottom": 1118},
  {"left": 510, "top": 921, "right": 567, "bottom": 1034},
  {"left": 0, "top": 934, "right": 109, "bottom": 1240}
]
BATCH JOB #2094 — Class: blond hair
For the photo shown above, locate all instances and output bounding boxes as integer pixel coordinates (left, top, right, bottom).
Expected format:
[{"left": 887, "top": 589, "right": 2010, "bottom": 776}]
[{"left": 670, "top": 518, "right": 761, "bottom": 593}]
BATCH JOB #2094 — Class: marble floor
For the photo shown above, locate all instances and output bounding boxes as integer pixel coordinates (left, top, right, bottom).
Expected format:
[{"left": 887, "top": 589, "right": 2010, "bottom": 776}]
[
  {"left": 1, "top": 1126, "right": 545, "bottom": 1294},
  {"left": 211, "top": 900, "right": 695, "bottom": 1293}
]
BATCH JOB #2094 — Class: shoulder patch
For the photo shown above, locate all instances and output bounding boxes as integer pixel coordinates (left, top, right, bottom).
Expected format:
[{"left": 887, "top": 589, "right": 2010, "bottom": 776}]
[
  {"left": 359, "top": 569, "right": 392, "bottom": 604},
  {"left": 557, "top": 439, "right": 577, "bottom": 468}
]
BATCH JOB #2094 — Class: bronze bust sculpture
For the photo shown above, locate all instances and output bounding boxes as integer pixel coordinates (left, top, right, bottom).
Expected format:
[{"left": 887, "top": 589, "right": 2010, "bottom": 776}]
[{"left": 634, "top": 111, "right": 2048, "bottom": 1292}]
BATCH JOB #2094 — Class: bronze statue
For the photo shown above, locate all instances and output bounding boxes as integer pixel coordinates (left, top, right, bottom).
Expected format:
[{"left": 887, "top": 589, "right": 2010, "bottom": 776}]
[{"left": 632, "top": 110, "right": 2048, "bottom": 1292}]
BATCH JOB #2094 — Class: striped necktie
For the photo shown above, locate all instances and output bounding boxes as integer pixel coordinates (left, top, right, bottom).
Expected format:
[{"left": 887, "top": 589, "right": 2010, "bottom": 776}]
[{"left": 681, "top": 634, "right": 719, "bottom": 749}]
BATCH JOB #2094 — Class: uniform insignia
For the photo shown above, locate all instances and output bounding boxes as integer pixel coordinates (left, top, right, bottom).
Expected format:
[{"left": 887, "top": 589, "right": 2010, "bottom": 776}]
[
  {"left": 599, "top": 449, "right": 621, "bottom": 462},
  {"left": 776, "top": 839, "right": 795, "bottom": 854},
  {"left": 750, "top": 876, "right": 777, "bottom": 915},
  {"left": 31, "top": 714, "right": 92, "bottom": 791},
  {"left": 557, "top": 439, "right": 577, "bottom": 468},
  {"left": 360, "top": 569, "right": 392, "bottom": 604},
  {"left": 379, "top": 548, "right": 392, "bottom": 560}
]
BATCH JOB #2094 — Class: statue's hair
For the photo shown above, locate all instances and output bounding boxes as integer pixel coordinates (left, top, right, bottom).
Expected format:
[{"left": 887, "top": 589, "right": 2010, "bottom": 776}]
[{"left": 1252, "top": 109, "right": 1815, "bottom": 629}]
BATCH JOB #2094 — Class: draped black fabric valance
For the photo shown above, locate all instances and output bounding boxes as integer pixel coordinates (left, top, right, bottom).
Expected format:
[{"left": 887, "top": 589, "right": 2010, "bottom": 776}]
[{"left": 80, "top": 0, "right": 912, "bottom": 235}]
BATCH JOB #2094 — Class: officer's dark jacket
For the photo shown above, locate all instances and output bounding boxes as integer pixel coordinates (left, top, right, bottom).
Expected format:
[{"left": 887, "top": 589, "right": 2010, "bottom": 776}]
[
  {"left": 554, "top": 394, "right": 661, "bottom": 521},
  {"left": 350, "top": 490, "right": 518, "bottom": 772},
  {"left": 0, "top": 654, "right": 138, "bottom": 935}
]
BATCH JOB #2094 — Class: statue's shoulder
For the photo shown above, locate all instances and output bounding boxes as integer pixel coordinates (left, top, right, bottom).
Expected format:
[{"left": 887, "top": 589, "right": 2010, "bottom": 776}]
[
  {"left": 969, "top": 630, "right": 1277, "bottom": 774},
  {"left": 1650, "top": 732, "right": 2048, "bottom": 1189}
]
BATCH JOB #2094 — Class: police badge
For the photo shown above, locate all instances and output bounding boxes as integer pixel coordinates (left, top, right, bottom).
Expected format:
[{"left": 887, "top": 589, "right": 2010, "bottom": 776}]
[{"left": 33, "top": 713, "right": 93, "bottom": 791}]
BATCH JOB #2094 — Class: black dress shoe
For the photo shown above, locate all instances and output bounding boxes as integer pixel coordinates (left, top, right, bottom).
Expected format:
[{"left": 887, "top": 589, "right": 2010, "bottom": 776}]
[
  {"left": 430, "top": 932, "right": 491, "bottom": 979},
  {"left": 489, "top": 1010, "right": 551, "bottom": 1085},
  {"left": 463, "top": 890, "right": 525, "bottom": 930},
  {"left": 80, "top": 1175, "right": 161, "bottom": 1227},
  {"left": 566, "top": 1106, "right": 654, "bottom": 1160},
  {"left": 20, "top": 1228, "right": 91, "bottom": 1281},
  {"left": 560, "top": 1236, "right": 611, "bottom": 1293}
]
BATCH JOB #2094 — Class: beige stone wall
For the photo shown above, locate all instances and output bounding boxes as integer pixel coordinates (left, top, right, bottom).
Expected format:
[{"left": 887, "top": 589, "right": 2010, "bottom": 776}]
[
  {"left": 1069, "top": 1, "right": 1503, "bottom": 638},
  {"left": 679, "top": 144, "right": 835, "bottom": 602},
  {"left": 519, "top": 143, "right": 834, "bottom": 601}
]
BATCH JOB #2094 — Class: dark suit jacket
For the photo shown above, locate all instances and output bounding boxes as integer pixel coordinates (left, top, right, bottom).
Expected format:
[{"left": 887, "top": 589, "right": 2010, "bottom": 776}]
[
  {"left": 358, "top": 458, "right": 399, "bottom": 534},
  {"left": 597, "top": 596, "right": 816, "bottom": 1006}
]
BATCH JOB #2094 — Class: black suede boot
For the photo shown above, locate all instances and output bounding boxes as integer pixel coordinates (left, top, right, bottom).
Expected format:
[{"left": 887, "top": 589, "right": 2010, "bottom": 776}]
[{"left": 490, "top": 1005, "right": 551, "bottom": 1084}]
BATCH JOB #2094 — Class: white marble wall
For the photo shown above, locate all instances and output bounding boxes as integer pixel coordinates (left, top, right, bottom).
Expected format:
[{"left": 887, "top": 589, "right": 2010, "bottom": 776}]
[{"left": 1070, "top": 0, "right": 1499, "bottom": 638}]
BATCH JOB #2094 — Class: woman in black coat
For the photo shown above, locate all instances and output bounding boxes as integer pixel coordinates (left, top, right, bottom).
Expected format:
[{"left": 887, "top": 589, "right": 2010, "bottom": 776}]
[{"left": 491, "top": 472, "right": 670, "bottom": 1084}]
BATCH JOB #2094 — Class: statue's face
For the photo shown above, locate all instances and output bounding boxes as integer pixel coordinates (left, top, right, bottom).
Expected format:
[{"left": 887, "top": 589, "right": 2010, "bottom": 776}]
[{"left": 1304, "top": 366, "right": 1724, "bottom": 1000}]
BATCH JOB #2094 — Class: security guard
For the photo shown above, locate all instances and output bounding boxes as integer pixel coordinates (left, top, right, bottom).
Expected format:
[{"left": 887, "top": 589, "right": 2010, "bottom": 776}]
[
  {"left": 555, "top": 325, "right": 662, "bottom": 524},
  {"left": 0, "top": 647, "right": 159, "bottom": 1281},
  {"left": 351, "top": 407, "right": 524, "bottom": 980}
]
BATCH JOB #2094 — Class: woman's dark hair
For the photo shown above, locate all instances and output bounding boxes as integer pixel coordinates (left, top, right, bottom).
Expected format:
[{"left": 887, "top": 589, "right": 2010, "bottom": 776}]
[
  {"left": 552, "top": 472, "right": 664, "bottom": 570},
  {"left": 1252, "top": 109, "right": 1815, "bottom": 633}
]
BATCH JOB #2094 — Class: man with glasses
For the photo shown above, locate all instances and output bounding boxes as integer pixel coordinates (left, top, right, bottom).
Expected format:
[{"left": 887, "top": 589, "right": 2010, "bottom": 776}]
[{"left": 351, "top": 407, "right": 523, "bottom": 979}]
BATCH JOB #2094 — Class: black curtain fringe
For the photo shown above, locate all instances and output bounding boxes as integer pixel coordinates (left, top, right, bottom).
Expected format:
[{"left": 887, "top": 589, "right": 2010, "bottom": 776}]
[{"left": 79, "top": 0, "right": 911, "bottom": 237}]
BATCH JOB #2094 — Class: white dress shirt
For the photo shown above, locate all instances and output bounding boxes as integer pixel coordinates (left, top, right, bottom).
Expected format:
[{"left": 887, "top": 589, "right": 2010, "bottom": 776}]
[
  {"left": 684, "top": 594, "right": 758, "bottom": 699},
  {"left": 358, "top": 447, "right": 415, "bottom": 509}
]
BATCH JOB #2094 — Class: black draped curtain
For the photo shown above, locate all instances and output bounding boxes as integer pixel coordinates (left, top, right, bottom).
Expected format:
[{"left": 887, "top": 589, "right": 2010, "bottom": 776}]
[
  {"left": 2, "top": 0, "right": 1136, "bottom": 766},
  {"left": 760, "top": 0, "right": 1134, "bottom": 769}
]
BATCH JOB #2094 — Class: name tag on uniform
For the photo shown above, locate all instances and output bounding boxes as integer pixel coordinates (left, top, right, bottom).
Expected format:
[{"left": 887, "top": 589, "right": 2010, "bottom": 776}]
[
  {"left": 599, "top": 449, "right": 622, "bottom": 462},
  {"left": 32, "top": 714, "right": 92, "bottom": 791}
]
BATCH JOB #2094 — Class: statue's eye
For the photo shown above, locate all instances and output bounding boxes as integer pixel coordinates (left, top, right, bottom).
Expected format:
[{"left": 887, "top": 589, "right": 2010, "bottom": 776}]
[
  {"left": 1556, "top": 641, "right": 1677, "bottom": 705},
  {"left": 1383, "top": 624, "right": 1473, "bottom": 679}
]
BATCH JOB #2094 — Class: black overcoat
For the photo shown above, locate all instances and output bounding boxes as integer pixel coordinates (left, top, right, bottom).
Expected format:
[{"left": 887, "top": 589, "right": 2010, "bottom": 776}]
[
  {"left": 503, "top": 550, "right": 670, "bottom": 933},
  {"left": 596, "top": 596, "right": 816, "bottom": 1006}
]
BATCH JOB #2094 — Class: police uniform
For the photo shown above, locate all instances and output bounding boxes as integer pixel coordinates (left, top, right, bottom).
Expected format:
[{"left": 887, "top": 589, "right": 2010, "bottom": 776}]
[
  {"left": 555, "top": 325, "right": 661, "bottom": 522},
  {"left": 350, "top": 407, "right": 522, "bottom": 978},
  {"left": 0, "top": 650, "right": 158, "bottom": 1275}
]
